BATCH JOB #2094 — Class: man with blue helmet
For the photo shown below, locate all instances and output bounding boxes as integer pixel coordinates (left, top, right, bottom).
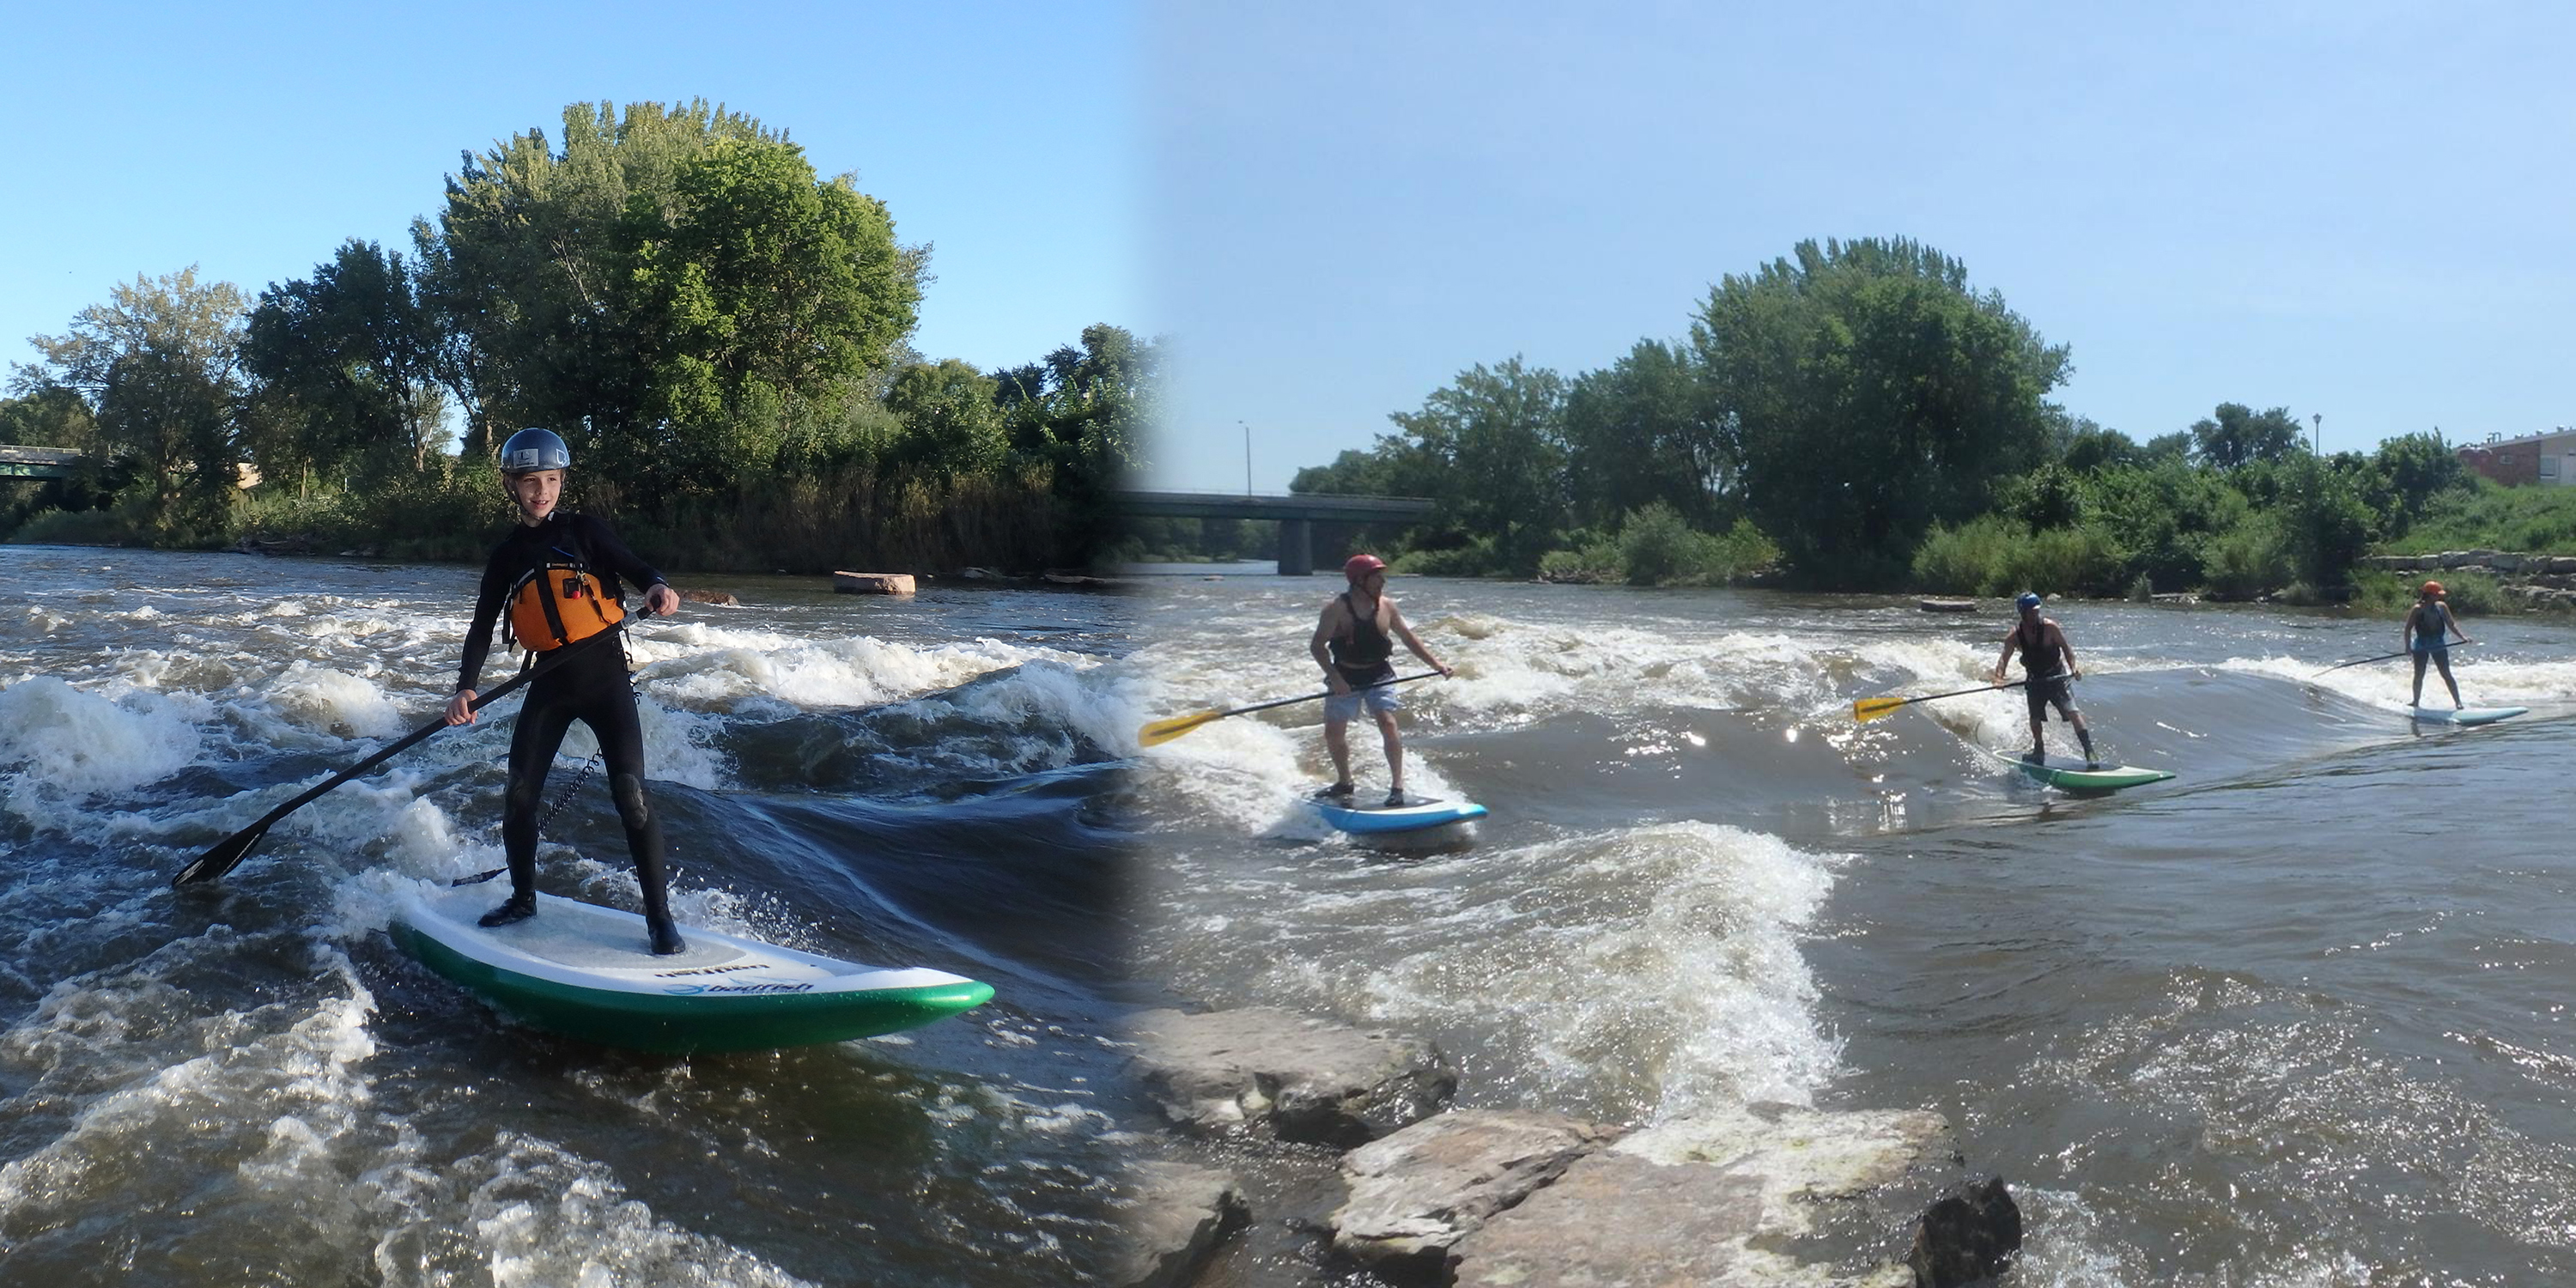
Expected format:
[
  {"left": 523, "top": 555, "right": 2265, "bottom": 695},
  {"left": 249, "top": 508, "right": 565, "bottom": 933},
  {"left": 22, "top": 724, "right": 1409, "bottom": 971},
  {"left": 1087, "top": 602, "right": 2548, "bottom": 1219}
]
[
  {"left": 443, "top": 428, "right": 689, "bottom": 953},
  {"left": 1990, "top": 591, "right": 2098, "bottom": 769}
]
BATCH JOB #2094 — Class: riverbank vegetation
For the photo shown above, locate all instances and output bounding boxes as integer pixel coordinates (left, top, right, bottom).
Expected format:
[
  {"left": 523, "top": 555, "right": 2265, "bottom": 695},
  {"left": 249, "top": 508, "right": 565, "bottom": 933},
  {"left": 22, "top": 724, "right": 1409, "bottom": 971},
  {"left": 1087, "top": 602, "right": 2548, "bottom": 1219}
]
[
  {"left": 1, "top": 101, "right": 1146, "bottom": 573},
  {"left": 1289, "top": 236, "right": 2509, "bottom": 599}
]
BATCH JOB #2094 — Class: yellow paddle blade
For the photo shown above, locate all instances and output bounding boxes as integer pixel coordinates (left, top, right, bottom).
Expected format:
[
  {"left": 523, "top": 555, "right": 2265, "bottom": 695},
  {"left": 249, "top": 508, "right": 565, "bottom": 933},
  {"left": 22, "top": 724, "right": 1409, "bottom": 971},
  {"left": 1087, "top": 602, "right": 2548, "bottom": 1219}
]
[
  {"left": 1850, "top": 695, "right": 1910, "bottom": 723},
  {"left": 1137, "top": 709, "right": 1224, "bottom": 747}
]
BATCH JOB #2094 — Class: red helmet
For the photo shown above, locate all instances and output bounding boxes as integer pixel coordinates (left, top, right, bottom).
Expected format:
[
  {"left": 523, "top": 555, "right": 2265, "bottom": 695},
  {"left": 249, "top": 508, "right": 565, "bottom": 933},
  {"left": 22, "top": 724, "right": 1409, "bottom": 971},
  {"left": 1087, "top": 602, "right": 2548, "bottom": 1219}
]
[
  {"left": 2421, "top": 580, "right": 2444, "bottom": 597},
  {"left": 1344, "top": 553, "right": 1388, "bottom": 580}
]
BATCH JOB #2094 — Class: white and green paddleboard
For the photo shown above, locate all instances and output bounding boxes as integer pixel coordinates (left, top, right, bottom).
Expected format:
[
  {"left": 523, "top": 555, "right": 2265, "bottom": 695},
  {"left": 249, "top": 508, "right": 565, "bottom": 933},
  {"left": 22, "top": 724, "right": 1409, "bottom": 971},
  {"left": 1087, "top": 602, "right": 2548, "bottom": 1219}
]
[
  {"left": 392, "top": 888, "right": 993, "bottom": 1053},
  {"left": 2409, "top": 705, "right": 2527, "bottom": 726},
  {"left": 1984, "top": 746, "right": 2174, "bottom": 793}
]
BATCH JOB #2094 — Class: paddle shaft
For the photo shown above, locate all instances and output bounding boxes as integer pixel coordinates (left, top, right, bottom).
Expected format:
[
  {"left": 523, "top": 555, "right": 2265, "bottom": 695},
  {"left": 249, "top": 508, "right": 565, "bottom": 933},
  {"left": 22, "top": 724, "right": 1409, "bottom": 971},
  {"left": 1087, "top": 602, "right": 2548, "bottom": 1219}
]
[
  {"left": 173, "top": 611, "right": 648, "bottom": 887},
  {"left": 1224, "top": 669, "right": 1443, "bottom": 719},
  {"left": 2317, "top": 639, "right": 2476, "bottom": 675}
]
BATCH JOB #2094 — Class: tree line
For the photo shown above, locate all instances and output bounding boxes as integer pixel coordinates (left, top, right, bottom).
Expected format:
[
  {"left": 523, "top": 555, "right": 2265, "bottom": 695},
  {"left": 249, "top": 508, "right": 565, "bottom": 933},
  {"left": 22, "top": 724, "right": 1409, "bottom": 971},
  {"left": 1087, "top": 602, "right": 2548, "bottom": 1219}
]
[
  {"left": 2, "top": 100, "right": 1148, "bottom": 571},
  {"left": 1290, "top": 236, "right": 2476, "bottom": 598}
]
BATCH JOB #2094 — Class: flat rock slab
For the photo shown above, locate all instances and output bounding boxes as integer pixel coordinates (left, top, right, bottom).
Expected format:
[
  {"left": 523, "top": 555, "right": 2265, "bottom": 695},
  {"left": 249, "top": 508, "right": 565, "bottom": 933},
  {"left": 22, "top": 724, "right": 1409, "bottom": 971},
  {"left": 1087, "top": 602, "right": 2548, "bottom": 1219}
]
[
  {"left": 1113, "top": 1161, "right": 1249, "bottom": 1288},
  {"left": 832, "top": 570, "right": 915, "bottom": 594},
  {"left": 1453, "top": 1151, "right": 1763, "bottom": 1286},
  {"left": 1334, "top": 1109, "right": 1617, "bottom": 1275},
  {"left": 1127, "top": 1006, "right": 1456, "bottom": 1145},
  {"left": 1614, "top": 1102, "right": 1957, "bottom": 1235}
]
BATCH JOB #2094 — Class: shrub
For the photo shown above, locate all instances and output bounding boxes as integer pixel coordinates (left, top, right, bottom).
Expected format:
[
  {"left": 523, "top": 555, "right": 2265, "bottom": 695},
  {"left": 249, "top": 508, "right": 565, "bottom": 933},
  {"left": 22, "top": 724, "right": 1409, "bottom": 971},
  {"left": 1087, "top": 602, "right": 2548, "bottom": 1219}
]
[{"left": 2202, "top": 522, "right": 2293, "bottom": 600}]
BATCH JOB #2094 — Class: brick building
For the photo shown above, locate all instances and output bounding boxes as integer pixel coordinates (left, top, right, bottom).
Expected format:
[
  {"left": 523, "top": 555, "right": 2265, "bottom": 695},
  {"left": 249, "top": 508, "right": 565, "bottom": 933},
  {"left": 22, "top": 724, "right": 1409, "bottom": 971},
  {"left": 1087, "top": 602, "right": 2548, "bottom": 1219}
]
[{"left": 2457, "top": 428, "right": 2576, "bottom": 487}]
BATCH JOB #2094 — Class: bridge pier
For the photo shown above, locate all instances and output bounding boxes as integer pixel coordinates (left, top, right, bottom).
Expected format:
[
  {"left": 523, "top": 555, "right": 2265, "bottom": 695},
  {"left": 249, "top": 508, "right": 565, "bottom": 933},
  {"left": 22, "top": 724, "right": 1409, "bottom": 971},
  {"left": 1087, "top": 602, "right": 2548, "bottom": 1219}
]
[{"left": 1277, "top": 519, "right": 1313, "bottom": 576}]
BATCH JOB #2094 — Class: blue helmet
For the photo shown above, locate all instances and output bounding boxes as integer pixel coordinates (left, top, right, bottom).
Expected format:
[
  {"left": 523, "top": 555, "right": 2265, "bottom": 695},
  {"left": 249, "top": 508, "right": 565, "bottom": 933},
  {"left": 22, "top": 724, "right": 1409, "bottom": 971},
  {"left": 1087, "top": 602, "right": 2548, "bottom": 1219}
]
[
  {"left": 2015, "top": 592, "right": 2043, "bottom": 612},
  {"left": 500, "top": 428, "right": 571, "bottom": 473}
]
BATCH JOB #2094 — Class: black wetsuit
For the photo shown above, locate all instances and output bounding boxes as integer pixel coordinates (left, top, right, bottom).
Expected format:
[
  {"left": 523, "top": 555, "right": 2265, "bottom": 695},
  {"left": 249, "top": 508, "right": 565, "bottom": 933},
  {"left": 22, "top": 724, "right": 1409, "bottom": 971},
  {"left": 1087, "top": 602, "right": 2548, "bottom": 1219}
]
[
  {"left": 458, "top": 513, "right": 676, "bottom": 939},
  {"left": 1327, "top": 592, "right": 1396, "bottom": 690}
]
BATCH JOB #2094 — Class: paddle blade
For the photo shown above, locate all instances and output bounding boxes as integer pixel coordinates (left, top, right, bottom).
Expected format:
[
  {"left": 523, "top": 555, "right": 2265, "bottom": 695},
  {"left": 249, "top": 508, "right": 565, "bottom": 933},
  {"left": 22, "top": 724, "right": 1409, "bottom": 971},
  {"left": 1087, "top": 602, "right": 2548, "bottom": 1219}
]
[
  {"left": 172, "top": 821, "right": 270, "bottom": 888},
  {"left": 1138, "top": 710, "right": 1223, "bottom": 747},
  {"left": 1851, "top": 696, "right": 1909, "bottom": 723}
]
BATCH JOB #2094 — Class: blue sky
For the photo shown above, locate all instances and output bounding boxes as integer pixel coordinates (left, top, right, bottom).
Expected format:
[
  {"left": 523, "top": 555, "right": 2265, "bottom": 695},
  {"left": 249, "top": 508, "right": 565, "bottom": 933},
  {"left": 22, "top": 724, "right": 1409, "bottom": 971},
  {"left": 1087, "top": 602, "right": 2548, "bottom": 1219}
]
[
  {"left": 1143, "top": 2, "right": 2576, "bottom": 491},
  {"left": 0, "top": 0, "right": 1137, "bottom": 382}
]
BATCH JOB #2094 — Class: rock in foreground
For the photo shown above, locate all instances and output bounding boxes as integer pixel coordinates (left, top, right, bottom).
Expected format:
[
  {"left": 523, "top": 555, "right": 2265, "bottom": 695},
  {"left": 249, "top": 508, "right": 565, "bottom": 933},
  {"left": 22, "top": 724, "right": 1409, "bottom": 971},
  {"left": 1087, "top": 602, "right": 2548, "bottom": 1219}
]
[
  {"left": 1333, "top": 1109, "right": 1616, "bottom": 1278},
  {"left": 1113, "top": 1160, "right": 1249, "bottom": 1288},
  {"left": 1127, "top": 1006, "right": 1456, "bottom": 1145}
]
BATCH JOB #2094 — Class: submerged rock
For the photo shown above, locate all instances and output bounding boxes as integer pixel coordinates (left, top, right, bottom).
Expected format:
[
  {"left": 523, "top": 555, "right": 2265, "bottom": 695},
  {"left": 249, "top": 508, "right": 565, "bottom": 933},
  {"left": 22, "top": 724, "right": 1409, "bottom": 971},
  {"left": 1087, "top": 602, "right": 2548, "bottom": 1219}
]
[
  {"left": 1443, "top": 1101, "right": 1954, "bottom": 1287},
  {"left": 1332, "top": 1109, "right": 1617, "bottom": 1278},
  {"left": 1909, "top": 1176, "right": 2021, "bottom": 1288},
  {"left": 1126, "top": 1006, "right": 1456, "bottom": 1145},
  {"left": 1451, "top": 1151, "right": 1766, "bottom": 1286},
  {"left": 1113, "top": 1160, "right": 1250, "bottom": 1288}
]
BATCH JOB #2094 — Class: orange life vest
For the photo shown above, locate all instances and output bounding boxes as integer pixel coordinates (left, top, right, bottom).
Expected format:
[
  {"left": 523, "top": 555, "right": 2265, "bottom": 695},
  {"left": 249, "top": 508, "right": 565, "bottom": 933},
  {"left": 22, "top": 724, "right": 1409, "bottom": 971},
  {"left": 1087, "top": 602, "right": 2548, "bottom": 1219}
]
[{"left": 504, "top": 560, "right": 624, "bottom": 652}]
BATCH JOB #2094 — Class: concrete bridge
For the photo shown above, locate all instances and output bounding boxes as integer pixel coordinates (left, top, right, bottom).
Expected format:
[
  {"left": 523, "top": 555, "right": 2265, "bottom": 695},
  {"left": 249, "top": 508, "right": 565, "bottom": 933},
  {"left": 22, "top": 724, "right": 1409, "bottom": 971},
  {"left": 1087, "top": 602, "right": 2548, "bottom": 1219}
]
[
  {"left": 1113, "top": 489, "right": 1437, "bottom": 574},
  {"left": 0, "top": 445, "right": 81, "bottom": 480}
]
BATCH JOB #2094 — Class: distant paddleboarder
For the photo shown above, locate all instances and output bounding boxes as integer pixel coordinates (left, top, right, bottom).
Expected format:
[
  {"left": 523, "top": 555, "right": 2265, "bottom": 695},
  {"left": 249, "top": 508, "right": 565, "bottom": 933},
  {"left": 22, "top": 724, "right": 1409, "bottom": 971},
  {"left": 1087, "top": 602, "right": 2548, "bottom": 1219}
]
[
  {"left": 1311, "top": 553, "right": 1452, "bottom": 806},
  {"left": 444, "top": 428, "right": 687, "bottom": 954},
  {"left": 1991, "top": 591, "right": 2099, "bottom": 769},
  {"left": 2404, "top": 580, "right": 2474, "bottom": 709}
]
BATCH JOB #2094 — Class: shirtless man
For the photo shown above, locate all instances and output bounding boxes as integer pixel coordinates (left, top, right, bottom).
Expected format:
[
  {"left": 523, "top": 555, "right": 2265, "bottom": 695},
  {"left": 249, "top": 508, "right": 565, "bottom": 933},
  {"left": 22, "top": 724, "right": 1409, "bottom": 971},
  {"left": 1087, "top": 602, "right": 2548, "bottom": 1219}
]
[{"left": 1309, "top": 554, "right": 1452, "bottom": 806}]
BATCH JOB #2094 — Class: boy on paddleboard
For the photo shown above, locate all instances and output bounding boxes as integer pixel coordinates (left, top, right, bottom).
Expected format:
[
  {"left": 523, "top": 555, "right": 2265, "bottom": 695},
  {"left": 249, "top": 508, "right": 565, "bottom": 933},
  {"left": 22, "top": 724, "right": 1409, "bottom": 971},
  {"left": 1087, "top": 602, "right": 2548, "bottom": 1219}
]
[
  {"left": 1991, "top": 591, "right": 2099, "bottom": 769},
  {"left": 2404, "top": 580, "right": 2474, "bottom": 709},
  {"left": 443, "top": 428, "right": 688, "bottom": 954},
  {"left": 1310, "top": 553, "right": 1452, "bottom": 806}
]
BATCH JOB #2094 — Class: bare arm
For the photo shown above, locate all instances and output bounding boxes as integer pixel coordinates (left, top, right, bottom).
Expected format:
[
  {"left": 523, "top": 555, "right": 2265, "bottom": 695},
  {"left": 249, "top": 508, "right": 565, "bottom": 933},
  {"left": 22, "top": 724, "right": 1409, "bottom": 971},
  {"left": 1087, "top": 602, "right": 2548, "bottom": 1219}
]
[
  {"left": 1990, "top": 634, "right": 2015, "bottom": 683},
  {"left": 1311, "top": 602, "right": 1352, "bottom": 693},
  {"left": 1385, "top": 603, "right": 1453, "bottom": 677}
]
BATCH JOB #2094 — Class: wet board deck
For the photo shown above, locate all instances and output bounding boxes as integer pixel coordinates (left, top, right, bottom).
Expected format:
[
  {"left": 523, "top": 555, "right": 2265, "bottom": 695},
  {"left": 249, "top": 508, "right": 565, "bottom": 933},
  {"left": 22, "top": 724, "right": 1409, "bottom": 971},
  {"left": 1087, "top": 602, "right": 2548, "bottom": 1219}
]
[
  {"left": 1311, "top": 795, "right": 1489, "bottom": 835},
  {"left": 2410, "top": 706, "right": 2528, "bottom": 726},
  {"left": 392, "top": 888, "right": 992, "bottom": 1053},
  {"left": 1982, "top": 746, "right": 2176, "bottom": 793}
]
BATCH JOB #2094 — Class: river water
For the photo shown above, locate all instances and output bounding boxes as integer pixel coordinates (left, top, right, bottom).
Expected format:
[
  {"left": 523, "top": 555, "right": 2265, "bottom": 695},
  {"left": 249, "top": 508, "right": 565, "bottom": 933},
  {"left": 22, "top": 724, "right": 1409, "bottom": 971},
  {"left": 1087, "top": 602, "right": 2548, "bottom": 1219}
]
[
  {"left": 0, "top": 545, "right": 1140, "bottom": 1286},
  {"left": 1129, "top": 572, "right": 2576, "bottom": 1285}
]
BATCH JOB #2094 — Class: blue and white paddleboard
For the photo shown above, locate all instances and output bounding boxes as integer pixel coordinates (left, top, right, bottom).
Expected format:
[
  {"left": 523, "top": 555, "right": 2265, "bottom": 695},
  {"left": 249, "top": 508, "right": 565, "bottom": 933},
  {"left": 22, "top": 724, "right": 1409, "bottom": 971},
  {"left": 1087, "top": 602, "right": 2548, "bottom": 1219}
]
[
  {"left": 2410, "top": 706, "right": 2527, "bottom": 726},
  {"left": 1312, "top": 795, "right": 1488, "bottom": 835}
]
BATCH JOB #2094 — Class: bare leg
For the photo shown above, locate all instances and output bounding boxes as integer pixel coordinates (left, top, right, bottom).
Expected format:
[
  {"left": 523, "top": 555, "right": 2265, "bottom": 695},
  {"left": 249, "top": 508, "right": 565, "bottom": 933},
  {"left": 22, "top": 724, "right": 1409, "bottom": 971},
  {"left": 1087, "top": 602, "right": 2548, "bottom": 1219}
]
[
  {"left": 2411, "top": 652, "right": 2428, "bottom": 707},
  {"left": 1323, "top": 718, "right": 1354, "bottom": 788},
  {"left": 2069, "top": 709, "right": 2097, "bottom": 766},
  {"left": 2027, "top": 717, "right": 2045, "bottom": 760},
  {"left": 1376, "top": 708, "right": 1405, "bottom": 793},
  {"left": 2434, "top": 653, "right": 2461, "bottom": 707}
]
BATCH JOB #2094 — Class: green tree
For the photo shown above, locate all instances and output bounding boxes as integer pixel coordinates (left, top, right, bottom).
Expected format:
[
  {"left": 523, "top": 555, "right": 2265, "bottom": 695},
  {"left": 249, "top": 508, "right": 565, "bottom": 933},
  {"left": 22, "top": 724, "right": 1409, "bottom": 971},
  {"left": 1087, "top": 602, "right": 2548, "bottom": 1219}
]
[
  {"left": 1690, "top": 238, "right": 2069, "bottom": 588},
  {"left": 15, "top": 266, "right": 247, "bottom": 537},
  {"left": 2056, "top": 416, "right": 2141, "bottom": 473},
  {"left": 2189, "top": 403, "right": 2306, "bottom": 470},
  {"left": 992, "top": 325, "right": 1158, "bottom": 562},
  {"left": 884, "top": 358, "right": 1005, "bottom": 477},
  {"left": 1560, "top": 339, "right": 1726, "bottom": 530},
  {"left": 1384, "top": 357, "right": 1569, "bottom": 576},
  {"left": 241, "top": 240, "right": 448, "bottom": 493},
  {"left": 2142, "top": 430, "right": 2194, "bottom": 463},
  {"left": 2363, "top": 430, "right": 2470, "bottom": 538},
  {"left": 418, "top": 100, "right": 923, "bottom": 500}
]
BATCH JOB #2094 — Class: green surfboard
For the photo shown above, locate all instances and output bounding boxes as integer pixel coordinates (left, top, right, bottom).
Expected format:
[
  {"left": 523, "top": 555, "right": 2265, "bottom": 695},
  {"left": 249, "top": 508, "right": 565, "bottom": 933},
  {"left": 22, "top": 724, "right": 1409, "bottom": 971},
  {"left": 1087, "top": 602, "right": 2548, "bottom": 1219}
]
[
  {"left": 1984, "top": 746, "right": 2174, "bottom": 793},
  {"left": 392, "top": 888, "right": 993, "bottom": 1053}
]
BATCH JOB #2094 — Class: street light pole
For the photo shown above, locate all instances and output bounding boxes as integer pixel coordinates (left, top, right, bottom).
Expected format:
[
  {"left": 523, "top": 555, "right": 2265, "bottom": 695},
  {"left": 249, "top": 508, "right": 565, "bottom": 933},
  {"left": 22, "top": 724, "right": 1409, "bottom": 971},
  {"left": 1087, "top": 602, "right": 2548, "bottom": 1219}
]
[
  {"left": 2312, "top": 413, "right": 2322, "bottom": 455},
  {"left": 1241, "top": 421, "right": 1252, "bottom": 496}
]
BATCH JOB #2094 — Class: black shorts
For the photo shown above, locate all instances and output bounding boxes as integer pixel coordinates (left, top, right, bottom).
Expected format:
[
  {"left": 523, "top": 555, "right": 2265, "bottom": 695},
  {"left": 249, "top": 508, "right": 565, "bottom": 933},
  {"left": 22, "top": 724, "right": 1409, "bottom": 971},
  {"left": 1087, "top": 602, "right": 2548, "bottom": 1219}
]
[{"left": 2025, "top": 675, "right": 2078, "bottom": 723}]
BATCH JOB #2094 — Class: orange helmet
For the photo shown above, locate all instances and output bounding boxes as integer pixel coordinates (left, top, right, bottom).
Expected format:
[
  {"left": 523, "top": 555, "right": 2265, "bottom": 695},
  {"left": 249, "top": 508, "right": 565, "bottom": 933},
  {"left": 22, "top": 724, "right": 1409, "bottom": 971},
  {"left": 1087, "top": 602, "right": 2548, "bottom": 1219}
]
[{"left": 2421, "top": 580, "right": 2444, "bottom": 597}]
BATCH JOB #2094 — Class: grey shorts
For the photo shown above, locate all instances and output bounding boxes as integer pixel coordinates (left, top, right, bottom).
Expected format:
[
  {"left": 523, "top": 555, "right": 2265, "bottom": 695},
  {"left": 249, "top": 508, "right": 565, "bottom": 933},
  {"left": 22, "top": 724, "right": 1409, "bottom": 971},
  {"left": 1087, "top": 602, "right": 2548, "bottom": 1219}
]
[
  {"left": 1324, "top": 679, "right": 1400, "bottom": 722},
  {"left": 2025, "top": 676, "right": 2079, "bottom": 723}
]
